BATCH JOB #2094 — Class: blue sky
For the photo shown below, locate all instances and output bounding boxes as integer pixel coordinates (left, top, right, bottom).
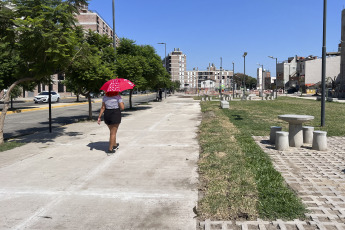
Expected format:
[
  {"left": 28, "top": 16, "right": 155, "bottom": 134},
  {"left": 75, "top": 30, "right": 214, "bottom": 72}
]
[{"left": 88, "top": 0, "right": 344, "bottom": 78}]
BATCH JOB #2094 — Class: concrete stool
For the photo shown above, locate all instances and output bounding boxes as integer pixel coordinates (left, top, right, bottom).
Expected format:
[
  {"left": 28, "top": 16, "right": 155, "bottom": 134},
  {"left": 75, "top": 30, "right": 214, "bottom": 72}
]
[
  {"left": 270, "top": 126, "right": 282, "bottom": 144},
  {"left": 312, "top": 131, "right": 327, "bottom": 151},
  {"left": 220, "top": 100, "right": 229, "bottom": 109},
  {"left": 275, "top": 131, "right": 289, "bottom": 151},
  {"left": 302, "top": 126, "right": 314, "bottom": 144}
]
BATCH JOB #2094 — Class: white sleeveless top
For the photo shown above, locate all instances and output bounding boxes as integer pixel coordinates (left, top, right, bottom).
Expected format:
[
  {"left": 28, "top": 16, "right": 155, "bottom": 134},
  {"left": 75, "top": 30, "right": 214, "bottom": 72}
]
[{"left": 103, "top": 95, "right": 123, "bottom": 109}]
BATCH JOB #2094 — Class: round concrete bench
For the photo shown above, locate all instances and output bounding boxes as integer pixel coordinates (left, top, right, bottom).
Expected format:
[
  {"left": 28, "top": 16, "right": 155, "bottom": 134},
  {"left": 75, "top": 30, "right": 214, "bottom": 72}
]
[
  {"left": 312, "top": 131, "right": 327, "bottom": 151},
  {"left": 275, "top": 131, "right": 289, "bottom": 151},
  {"left": 270, "top": 126, "right": 282, "bottom": 144},
  {"left": 302, "top": 126, "right": 314, "bottom": 144}
]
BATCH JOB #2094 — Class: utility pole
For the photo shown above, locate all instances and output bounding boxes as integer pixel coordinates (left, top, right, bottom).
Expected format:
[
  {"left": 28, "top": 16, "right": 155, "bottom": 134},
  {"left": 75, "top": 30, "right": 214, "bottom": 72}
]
[
  {"left": 321, "top": 0, "right": 327, "bottom": 126},
  {"left": 112, "top": 0, "right": 116, "bottom": 57},
  {"left": 242, "top": 52, "right": 247, "bottom": 100},
  {"left": 220, "top": 57, "right": 222, "bottom": 99},
  {"left": 232, "top": 62, "right": 235, "bottom": 98}
]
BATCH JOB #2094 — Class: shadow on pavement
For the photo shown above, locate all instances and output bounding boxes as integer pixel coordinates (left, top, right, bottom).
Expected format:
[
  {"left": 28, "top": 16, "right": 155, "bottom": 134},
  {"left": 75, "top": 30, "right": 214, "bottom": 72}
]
[
  {"left": 5, "top": 102, "right": 154, "bottom": 143},
  {"left": 4, "top": 114, "right": 90, "bottom": 141},
  {"left": 87, "top": 141, "right": 108, "bottom": 152},
  {"left": 12, "top": 126, "right": 67, "bottom": 143}
]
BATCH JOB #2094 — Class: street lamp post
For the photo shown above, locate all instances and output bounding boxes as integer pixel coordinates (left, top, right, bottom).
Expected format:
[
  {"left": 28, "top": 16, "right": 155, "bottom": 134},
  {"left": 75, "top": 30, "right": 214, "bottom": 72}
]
[
  {"left": 158, "top": 42, "right": 167, "bottom": 98},
  {"left": 321, "top": 0, "right": 327, "bottom": 127},
  {"left": 220, "top": 57, "right": 222, "bottom": 99},
  {"left": 242, "top": 52, "right": 247, "bottom": 99},
  {"left": 112, "top": 0, "right": 116, "bottom": 56},
  {"left": 157, "top": 42, "right": 167, "bottom": 71},
  {"left": 232, "top": 62, "right": 235, "bottom": 98},
  {"left": 268, "top": 56, "right": 278, "bottom": 98},
  {"left": 258, "top": 64, "right": 264, "bottom": 98}
]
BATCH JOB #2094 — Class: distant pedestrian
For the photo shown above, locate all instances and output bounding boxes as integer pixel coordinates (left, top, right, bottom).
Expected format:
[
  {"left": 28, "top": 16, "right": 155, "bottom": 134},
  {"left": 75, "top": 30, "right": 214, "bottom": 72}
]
[
  {"left": 158, "top": 88, "right": 163, "bottom": 101},
  {"left": 97, "top": 91, "right": 125, "bottom": 154}
]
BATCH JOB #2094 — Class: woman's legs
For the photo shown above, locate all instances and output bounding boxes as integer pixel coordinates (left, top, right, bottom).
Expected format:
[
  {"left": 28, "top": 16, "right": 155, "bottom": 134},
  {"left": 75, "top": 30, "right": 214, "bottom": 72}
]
[{"left": 107, "top": 123, "right": 120, "bottom": 151}]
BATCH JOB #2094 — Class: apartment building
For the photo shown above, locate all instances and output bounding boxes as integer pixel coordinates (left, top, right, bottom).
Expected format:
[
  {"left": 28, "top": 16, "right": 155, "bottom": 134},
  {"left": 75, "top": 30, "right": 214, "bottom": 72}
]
[
  {"left": 166, "top": 48, "right": 187, "bottom": 88},
  {"left": 25, "top": 4, "right": 119, "bottom": 98},
  {"left": 75, "top": 5, "right": 120, "bottom": 45},
  {"left": 187, "top": 64, "right": 233, "bottom": 90}
]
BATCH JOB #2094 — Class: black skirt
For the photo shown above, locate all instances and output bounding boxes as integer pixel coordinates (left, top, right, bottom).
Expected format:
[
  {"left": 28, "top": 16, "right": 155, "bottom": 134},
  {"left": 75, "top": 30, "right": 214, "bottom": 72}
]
[{"left": 104, "top": 108, "right": 121, "bottom": 125}]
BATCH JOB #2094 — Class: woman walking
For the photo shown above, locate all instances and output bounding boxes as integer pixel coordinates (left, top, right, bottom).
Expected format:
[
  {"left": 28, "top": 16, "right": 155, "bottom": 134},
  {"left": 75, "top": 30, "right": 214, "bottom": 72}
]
[{"left": 97, "top": 91, "right": 125, "bottom": 154}]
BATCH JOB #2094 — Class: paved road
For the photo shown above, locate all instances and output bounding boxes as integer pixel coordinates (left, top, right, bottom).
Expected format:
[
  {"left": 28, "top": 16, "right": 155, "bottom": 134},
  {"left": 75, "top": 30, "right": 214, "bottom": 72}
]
[{"left": 3, "top": 94, "right": 157, "bottom": 140}]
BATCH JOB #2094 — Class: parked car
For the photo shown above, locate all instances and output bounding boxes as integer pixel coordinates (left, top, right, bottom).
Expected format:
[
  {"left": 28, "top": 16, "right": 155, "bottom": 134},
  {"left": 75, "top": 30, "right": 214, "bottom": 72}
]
[
  {"left": 34, "top": 91, "right": 60, "bottom": 103},
  {"left": 121, "top": 90, "right": 130, "bottom": 95}
]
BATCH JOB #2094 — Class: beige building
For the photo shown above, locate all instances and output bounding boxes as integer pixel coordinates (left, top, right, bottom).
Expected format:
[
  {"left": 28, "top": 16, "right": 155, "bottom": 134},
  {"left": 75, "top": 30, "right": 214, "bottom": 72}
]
[
  {"left": 75, "top": 5, "right": 120, "bottom": 45},
  {"left": 167, "top": 48, "right": 187, "bottom": 88},
  {"left": 24, "top": 4, "right": 118, "bottom": 98}
]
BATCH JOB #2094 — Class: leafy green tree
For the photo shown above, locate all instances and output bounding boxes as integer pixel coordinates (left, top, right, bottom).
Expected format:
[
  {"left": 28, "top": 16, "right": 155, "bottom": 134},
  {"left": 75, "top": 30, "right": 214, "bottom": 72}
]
[
  {"left": 116, "top": 38, "right": 169, "bottom": 107},
  {"left": 233, "top": 73, "right": 257, "bottom": 89},
  {"left": 0, "top": 0, "right": 86, "bottom": 144},
  {"left": 64, "top": 29, "right": 115, "bottom": 119}
]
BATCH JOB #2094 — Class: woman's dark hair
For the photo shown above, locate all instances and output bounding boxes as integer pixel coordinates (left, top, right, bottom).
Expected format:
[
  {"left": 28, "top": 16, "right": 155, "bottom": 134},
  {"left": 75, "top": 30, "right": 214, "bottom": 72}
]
[{"left": 105, "top": 91, "right": 119, "bottom": 97}]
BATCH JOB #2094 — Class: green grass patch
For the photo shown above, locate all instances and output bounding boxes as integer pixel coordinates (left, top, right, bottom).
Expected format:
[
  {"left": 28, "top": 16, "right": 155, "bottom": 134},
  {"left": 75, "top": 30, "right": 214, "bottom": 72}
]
[
  {"left": 0, "top": 141, "right": 25, "bottom": 152},
  {"left": 198, "top": 102, "right": 258, "bottom": 220},
  {"left": 226, "top": 97, "right": 345, "bottom": 136},
  {"left": 197, "top": 97, "right": 321, "bottom": 220}
]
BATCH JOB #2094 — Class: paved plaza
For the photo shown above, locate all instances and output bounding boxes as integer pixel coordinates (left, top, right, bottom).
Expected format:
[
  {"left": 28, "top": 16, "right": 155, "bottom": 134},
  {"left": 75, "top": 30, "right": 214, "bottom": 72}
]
[{"left": 200, "top": 136, "right": 345, "bottom": 230}]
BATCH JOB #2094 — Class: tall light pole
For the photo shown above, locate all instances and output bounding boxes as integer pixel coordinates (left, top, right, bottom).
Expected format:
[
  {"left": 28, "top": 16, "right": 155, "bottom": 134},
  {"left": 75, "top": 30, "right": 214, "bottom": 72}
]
[
  {"left": 112, "top": 0, "right": 116, "bottom": 56},
  {"left": 321, "top": 0, "right": 327, "bottom": 127},
  {"left": 232, "top": 62, "right": 235, "bottom": 98},
  {"left": 242, "top": 52, "right": 247, "bottom": 99},
  {"left": 258, "top": 64, "right": 264, "bottom": 98},
  {"left": 220, "top": 57, "right": 222, "bottom": 99},
  {"left": 157, "top": 42, "right": 167, "bottom": 71},
  {"left": 158, "top": 42, "right": 167, "bottom": 98},
  {"left": 268, "top": 56, "right": 278, "bottom": 98}
]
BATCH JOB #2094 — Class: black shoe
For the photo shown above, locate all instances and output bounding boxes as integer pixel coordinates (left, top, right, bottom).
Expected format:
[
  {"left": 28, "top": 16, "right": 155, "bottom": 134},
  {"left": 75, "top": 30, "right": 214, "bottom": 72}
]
[
  {"left": 113, "top": 143, "right": 119, "bottom": 150},
  {"left": 107, "top": 149, "right": 115, "bottom": 155}
]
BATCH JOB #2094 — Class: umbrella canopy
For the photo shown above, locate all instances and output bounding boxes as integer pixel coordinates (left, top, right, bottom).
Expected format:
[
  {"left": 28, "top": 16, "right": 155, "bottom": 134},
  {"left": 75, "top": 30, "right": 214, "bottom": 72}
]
[{"left": 100, "top": 78, "right": 135, "bottom": 92}]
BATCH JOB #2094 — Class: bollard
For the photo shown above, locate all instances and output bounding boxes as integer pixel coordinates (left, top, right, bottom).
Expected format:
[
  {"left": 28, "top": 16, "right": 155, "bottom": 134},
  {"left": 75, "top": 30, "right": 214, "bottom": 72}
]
[{"left": 220, "top": 101, "right": 229, "bottom": 109}]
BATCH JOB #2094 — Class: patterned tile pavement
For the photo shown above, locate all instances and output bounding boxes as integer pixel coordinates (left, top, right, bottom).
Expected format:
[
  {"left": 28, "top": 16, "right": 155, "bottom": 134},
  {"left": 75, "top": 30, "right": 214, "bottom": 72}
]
[{"left": 200, "top": 136, "right": 345, "bottom": 230}]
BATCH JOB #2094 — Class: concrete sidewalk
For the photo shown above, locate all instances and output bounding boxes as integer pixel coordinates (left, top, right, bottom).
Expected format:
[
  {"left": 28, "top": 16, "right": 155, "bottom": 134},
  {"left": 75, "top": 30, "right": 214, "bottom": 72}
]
[{"left": 0, "top": 95, "right": 201, "bottom": 229}]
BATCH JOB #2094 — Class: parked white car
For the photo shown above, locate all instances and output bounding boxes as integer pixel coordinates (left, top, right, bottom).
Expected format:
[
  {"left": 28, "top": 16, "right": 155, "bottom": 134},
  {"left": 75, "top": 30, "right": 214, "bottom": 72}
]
[{"left": 34, "top": 91, "right": 60, "bottom": 103}]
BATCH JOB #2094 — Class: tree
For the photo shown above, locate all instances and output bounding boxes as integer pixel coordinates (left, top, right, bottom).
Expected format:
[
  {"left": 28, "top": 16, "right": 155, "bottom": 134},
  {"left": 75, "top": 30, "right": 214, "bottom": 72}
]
[
  {"left": 116, "top": 38, "right": 168, "bottom": 108},
  {"left": 233, "top": 73, "right": 257, "bottom": 89},
  {"left": 0, "top": 0, "right": 85, "bottom": 144},
  {"left": 64, "top": 29, "right": 115, "bottom": 119}
]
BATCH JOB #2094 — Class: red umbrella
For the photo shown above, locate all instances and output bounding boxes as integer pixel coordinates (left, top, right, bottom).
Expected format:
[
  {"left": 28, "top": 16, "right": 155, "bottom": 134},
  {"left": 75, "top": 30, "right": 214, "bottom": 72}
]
[{"left": 100, "top": 78, "right": 135, "bottom": 92}]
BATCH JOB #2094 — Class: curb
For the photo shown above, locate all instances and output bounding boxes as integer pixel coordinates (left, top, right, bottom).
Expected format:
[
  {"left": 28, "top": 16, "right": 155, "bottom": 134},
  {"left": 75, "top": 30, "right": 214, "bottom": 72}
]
[{"left": 1, "top": 100, "right": 102, "bottom": 115}]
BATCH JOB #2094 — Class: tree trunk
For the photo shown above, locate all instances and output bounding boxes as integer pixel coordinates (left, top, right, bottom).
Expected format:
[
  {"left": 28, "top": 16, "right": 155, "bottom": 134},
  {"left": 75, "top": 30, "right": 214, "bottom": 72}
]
[{"left": 0, "top": 78, "right": 34, "bottom": 144}]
